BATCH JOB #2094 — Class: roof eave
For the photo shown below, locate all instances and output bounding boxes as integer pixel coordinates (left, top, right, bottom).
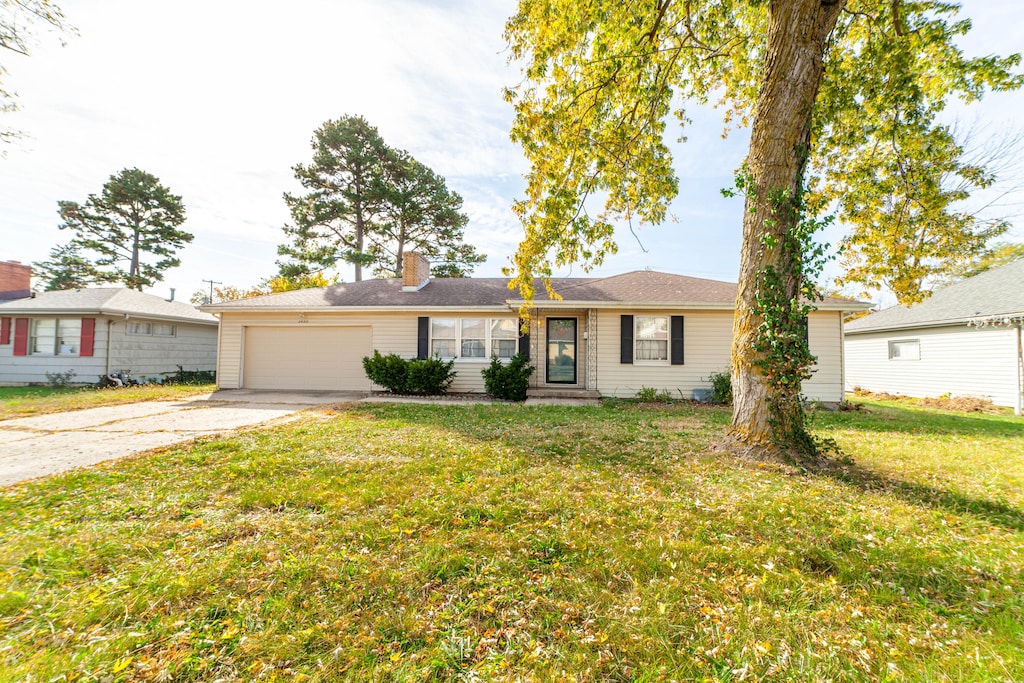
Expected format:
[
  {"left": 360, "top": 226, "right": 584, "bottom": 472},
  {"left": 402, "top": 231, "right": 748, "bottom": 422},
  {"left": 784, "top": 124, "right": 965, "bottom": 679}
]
[
  {"left": 0, "top": 306, "right": 216, "bottom": 325},
  {"left": 846, "top": 310, "right": 1024, "bottom": 335},
  {"left": 206, "top": 304, "right": 512, "bottom": 314}
]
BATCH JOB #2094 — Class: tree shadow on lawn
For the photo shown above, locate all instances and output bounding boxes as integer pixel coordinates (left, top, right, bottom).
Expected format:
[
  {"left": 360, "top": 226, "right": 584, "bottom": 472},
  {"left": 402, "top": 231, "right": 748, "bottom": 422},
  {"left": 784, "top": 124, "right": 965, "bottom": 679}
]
[
  {"left": 337, "top": 401, "right": 1024, "bottom": 535},
  {"left": 326, "top": 402, "right": 1022, "bottom": 635},
  {"left": 811, "top": 401, "right": 1022, "bottom": 438},
  {"left": 803, "top": 457, "right": 1024, "bottom": 533}
]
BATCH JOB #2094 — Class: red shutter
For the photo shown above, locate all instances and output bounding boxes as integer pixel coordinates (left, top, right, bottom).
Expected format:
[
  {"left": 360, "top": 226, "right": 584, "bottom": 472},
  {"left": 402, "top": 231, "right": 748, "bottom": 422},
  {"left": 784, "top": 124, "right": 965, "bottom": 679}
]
[
  {"left": 0, "top": 317, "right": 10, "bottom": 345},
  {"left": 80, "top": 317, "right": 96, "bottom": 357},
  {"left": 13, "top": 318, "right": 29, "bottom": 356}
]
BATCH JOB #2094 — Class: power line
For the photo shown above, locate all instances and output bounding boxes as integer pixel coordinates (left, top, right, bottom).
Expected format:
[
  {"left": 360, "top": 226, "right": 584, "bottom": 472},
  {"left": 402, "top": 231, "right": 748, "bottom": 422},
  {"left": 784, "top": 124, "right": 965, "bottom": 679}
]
[{"left": 200, "top": 278, "right": 221, "bottom": 303}]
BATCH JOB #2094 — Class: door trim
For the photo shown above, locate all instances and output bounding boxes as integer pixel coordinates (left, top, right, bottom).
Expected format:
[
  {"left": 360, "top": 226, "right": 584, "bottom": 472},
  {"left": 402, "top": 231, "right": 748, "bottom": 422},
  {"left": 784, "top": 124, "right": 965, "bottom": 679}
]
[{"left": 545, "top": 317, "right": 578, "bottom": 385}]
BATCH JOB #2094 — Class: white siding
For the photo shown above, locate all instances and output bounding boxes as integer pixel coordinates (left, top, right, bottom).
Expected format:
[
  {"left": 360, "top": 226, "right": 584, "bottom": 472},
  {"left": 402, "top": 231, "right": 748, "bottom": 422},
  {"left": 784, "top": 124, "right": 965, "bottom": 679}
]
[
  {"left": 216, "top": 311, "right": 498, "bottom": 393},
  {"left": 804, "top": 311, "right": 844, "bottom": 402},
  {"left": 215, "top": 308, "right": 848, "bottom": 401},
  {"left": 0, "top": 315, "right": 108, "bottom": 385},
  {"left": 590, "top": 309, "right": 844, "bottom": 401},
  {"left": 845, "top": 325, "right": 1019, "bottom": 407},
  {"left": 108, "top": 320, "right": 217, "bottom": 380},
  {"left": 0, "top": 315, "right": 216, "bottom": 385}
]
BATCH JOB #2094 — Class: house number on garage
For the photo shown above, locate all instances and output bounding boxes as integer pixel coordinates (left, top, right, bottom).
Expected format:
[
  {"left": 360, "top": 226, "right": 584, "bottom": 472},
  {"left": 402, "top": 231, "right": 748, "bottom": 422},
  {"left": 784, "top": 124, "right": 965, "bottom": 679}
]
[{"left": 297, "top": 315, "right": 309, "bottom": 324}]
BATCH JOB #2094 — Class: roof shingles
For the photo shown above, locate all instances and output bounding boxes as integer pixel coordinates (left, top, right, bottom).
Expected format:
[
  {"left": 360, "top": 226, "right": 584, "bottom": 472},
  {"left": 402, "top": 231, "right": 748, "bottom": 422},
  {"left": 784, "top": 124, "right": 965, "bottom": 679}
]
[
  {"left": 205, "top": 270, "right": 864, "bottom": 311},
  {"left": 846, "top": 260, "right": 1024, "bottom": 333},
  {"left": 0, "top": 288, "right": 216, "bottom": 324}
]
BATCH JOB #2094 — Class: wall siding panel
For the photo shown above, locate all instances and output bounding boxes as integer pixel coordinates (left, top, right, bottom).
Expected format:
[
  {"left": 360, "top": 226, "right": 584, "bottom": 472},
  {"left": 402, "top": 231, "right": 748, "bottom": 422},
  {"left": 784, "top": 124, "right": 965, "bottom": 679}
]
[
  {"left": 845, "top": 326, "right": 1018, "bottom": 407},
  {"left": 217, "top": 311, "right": 495, "bottom": 393},
  {"left": 215, "top": 309, "right": 848, "bottom": 401},
  {"left": 594, "top": 309, "right": 843, "bottom": 401},
  {"left": 107, "top": 320, "right": 217, "bottom": 379}
]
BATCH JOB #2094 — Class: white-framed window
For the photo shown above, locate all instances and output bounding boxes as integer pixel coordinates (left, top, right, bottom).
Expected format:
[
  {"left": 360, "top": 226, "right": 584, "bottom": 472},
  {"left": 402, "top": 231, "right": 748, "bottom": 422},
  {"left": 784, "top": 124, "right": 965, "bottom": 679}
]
[
  {"left": 430, "top": 317, "right": 519, "bottom": 360},
  {"left": 490, "top": 319, "right": 518, "bottom": 359},
  {"left": 431, "top": 318, "right": 458, "bottom": 357},
  {"left": 888, "top": 339, "right": 920, "bottom": 360},
  {"left": 153, "top": 323, "right": 176, "bottom": 337},
  {"left": 461, "top": 318, "right": 487, "bottom": 358},
  {"left": 31, "top": 318, "right": 81, "bottom": 356},
  {"left": 635, "top": 316, "right": 669, "bottom": 362},
  {"left": 127, "top": 322, "right": 152, "bottom": 336}
]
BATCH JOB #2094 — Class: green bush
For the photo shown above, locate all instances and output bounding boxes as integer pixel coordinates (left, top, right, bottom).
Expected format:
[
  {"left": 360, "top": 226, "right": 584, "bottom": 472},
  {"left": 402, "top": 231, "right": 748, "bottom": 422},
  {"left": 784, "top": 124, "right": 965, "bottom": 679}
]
[
  {"left": 481, "top": 353, "right": 535, "bottom": 401},
  {"left": 362, "top": 351, "right": 456, "bottom": 395},
  {"left": 635, "top": 386, "right": 674, "bottom": 403},
  {"left": 362, "top": 351, "right": 410, "bottom": 393},
  {"left": 708, "top": 368, "right": 733, "bottom": 404},
  {"left": 164, "top": 365, "right": 216, "bottom": 385},
  {"left": 44, "top": 369, "right": 77, "bottom": 388},
  {"left": 406, "top": 357, "right": 456, "bottom": 395}
]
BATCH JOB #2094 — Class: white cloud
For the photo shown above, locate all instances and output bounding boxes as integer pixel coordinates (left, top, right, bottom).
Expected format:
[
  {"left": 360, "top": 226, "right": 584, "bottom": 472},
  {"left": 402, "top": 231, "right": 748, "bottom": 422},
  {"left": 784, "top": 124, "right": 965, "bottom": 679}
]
[{"left": 1, "top": 0, "right": 1021, "bottom": 298}]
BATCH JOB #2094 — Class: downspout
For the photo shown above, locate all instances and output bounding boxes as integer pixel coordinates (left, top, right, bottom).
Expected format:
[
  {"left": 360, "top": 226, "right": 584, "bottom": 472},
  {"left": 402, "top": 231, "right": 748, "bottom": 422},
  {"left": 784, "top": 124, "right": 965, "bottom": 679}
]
[
  {"left": 1017, "top": 323, "right": 1022, "bottom": 417},
  {"left": 105, "top": 319, "right": 113, "bottom": 376},
  {"left": 839, "top": 311, "right": 846, "bottom": 403}
]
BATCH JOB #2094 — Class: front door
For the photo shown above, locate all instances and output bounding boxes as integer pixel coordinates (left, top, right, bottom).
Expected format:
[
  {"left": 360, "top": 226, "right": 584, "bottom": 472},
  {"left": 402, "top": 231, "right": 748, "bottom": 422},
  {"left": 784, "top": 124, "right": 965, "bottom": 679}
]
[{"left": 546, "top": 318, "right": 577, "bottom": 384}]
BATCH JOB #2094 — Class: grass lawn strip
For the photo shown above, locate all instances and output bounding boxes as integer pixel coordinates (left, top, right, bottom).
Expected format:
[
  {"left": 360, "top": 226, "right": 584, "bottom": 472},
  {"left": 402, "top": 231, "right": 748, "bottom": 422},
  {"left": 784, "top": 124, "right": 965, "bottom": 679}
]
[
  {"left": 0, "top": 384, "right": 217, "bottom": 421},
  {"left": 0, "top": 400, "right": 1020, "bottom": 681}
]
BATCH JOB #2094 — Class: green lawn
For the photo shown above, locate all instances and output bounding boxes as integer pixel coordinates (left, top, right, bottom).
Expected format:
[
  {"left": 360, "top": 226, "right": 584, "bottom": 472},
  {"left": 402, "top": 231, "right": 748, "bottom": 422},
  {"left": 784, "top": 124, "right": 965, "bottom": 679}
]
[
  {"left": 0, "top": 384, "right": 217, "bottom": 420},
  {"left": 0, "top": 400, "right": 1021, "bottom": 681}
]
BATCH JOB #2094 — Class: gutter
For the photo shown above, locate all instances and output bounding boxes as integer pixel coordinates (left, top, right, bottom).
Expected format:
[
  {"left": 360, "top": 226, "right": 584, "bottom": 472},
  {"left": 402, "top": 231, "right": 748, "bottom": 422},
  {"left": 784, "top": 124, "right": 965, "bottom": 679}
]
[
  {"left": 846, "top": 311, "right": 1024, "bottom": 336},
  {"left": 203, "top": 301, "right": 871, "bottom": 315}
]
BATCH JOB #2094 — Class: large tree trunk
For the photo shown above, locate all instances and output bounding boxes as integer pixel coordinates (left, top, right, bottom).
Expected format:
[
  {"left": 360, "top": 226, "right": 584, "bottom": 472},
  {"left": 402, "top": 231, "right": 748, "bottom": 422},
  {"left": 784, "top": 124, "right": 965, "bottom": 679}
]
[{"left": 726, "top": 0, "right": 845, "bottom": 458}]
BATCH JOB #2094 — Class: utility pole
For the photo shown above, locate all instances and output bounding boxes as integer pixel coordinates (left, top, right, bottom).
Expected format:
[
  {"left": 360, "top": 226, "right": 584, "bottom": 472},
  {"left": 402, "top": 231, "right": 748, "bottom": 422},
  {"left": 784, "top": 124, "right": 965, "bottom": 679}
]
[{"left": 202, "top": 279, "right": 222, "bottom": 304}]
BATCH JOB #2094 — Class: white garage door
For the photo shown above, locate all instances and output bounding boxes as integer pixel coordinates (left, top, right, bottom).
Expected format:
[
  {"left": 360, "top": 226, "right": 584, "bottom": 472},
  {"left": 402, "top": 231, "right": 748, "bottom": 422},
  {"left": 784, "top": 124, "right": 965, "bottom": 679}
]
[{"left": 243, "top": 326, "right": 372, "bottom": 390}]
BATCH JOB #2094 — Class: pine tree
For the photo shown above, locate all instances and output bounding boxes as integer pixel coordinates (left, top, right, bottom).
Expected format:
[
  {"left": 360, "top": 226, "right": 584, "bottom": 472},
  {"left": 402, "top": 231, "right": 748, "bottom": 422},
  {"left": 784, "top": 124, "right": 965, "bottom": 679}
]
[{"left": 57, "top": 168, "right": 191, "bottom": 290}]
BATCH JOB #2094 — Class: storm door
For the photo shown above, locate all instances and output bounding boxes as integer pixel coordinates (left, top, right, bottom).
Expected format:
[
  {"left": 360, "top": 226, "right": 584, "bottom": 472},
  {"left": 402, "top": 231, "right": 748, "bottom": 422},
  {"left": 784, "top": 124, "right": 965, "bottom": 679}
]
[{"left": 545, "top": 317, "right": 577, "bottom": 384}]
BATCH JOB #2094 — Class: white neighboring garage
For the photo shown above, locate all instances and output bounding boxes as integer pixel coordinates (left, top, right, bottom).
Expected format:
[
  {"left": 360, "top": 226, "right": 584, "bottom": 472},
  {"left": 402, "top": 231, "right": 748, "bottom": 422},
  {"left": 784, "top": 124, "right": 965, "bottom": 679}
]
[
  {"left": 844, "top": 260, "right": 1024, "bottom": 415},
  {"left": 242, "top": 326, "right": 371, "bottom": 390}
]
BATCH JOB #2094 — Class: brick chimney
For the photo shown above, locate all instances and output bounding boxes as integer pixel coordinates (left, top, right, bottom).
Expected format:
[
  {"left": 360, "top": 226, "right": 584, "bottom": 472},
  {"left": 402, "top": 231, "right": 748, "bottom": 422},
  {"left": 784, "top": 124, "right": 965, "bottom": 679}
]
[
  {"left": 401, "top": 252, "right": 431, "bottom": 292},
  {"left": 0, "top": 261, "right": 31, "bottom": 300}
]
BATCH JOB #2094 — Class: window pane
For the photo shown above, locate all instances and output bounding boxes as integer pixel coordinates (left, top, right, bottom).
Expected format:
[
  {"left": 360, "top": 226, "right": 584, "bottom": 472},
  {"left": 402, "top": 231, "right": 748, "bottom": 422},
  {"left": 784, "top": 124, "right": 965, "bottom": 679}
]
[
  {"left": 889, "top": 340, "right": 920, "bottom": 360},
  {"left": 636, "top": 316, "right": 668, "bottom": 339},
  {"left": 461, "top": 318, "right": 486, "bottom": 338},
  {"left": 127, "top": 322, "right": 151, "bottom": 335},
  {"left": 461, "top": 339, "right": 486, "bottom": 358},
  {"left": 431, "top": 339, "right": 457, "bottom": 357},
  {"left": 548, "top": 319, "right": 575, "bottom": 341},
  {"left": 636, "top": 339, "right": 668, "bottom": 361},
  {"left": 57, "top": 319, "right": 81, "bottom": 354},
  {"left": 32, "top": 319, "right": 56, "bottom": 355},
  {"left": 153, "top": 324, "right": 176, "bottom": 336},
  {"left": 431, "top": 318, "right": 456, "bottom": 339},
  {"left": 492, "top": 339, "right": 517, "bottom": 359},
  {"left": 491, "top": 319, "right": 517, "bottom": 339}
]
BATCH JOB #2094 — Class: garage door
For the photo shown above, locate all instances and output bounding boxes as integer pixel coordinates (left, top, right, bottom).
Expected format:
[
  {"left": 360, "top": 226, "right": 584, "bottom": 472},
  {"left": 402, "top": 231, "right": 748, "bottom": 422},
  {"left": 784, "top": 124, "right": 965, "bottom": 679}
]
[{"left": 243, "top": 326, "right": 372, "bottom": 390}]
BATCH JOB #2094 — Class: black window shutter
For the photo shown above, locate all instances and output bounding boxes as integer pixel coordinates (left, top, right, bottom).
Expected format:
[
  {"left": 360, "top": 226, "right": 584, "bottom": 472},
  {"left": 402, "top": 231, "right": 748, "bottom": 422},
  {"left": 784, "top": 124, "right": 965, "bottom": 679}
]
[
  {"left": 620, "top": 315, "right": 634, "bottom": 364},
  {"left": 671, "top": 315, "right": 684, "bottom": 365},
  {"left": 518, "top": 319, "right": 530, "bottom": 359},
  {"left": 417, "top": 317, "right": 429, "bottom": 359}
]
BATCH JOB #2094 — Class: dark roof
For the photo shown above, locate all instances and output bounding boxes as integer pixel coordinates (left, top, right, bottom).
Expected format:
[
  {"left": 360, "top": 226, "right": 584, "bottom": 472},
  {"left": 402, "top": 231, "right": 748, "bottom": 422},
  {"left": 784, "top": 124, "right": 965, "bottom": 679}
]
[
  {"left": 846, "top": 260, "right": 1024, "bottom": 334},
  {"left": 0, "top": 288, "right": 217, "bottom": 325},
  {"left": 204, "top": 270, "right": 866, "bottom": 311}
]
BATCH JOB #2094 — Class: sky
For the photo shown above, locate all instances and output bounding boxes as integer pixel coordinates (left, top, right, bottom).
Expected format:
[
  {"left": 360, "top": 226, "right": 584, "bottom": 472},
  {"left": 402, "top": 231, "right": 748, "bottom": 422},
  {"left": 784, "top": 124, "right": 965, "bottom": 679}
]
[{"left": 2, "top": 0, "right": 1022, "bottom": 306}]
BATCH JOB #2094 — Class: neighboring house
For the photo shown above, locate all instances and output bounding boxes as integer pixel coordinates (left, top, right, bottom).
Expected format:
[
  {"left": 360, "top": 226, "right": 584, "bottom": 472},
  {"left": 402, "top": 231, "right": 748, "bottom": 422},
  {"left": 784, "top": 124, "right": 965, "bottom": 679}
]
[
  {"left": 203, "top": 252, "right": 868, "bottom": 401},
  {"left": 0, "top": 262, "right": 218, "bottom": 385},
  {"left": 844, "top": 260, "right": 1024, "bottom": 415}
]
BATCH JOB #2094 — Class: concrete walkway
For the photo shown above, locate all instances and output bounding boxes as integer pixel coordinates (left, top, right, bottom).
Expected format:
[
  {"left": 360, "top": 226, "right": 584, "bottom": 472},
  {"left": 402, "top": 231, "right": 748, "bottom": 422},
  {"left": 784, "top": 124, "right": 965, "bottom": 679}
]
[{"left": 0, "top": 390, "right": 364, "bottom": 486}]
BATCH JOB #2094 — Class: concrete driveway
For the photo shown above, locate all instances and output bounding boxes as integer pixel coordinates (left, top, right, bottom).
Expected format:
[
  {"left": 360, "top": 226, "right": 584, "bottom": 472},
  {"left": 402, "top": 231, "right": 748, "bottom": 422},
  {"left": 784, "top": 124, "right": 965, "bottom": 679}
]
[{"left": 0, "top": 390, "right": 364, "bottom": 486}]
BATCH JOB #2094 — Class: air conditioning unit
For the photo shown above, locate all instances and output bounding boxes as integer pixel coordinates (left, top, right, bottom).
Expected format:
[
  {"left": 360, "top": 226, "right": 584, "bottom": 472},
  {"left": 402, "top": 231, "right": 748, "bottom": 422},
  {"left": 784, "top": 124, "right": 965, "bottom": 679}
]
[{"left": 692, "top": 388, "right": 713, "bottom": 403}]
